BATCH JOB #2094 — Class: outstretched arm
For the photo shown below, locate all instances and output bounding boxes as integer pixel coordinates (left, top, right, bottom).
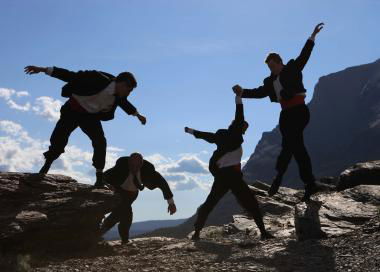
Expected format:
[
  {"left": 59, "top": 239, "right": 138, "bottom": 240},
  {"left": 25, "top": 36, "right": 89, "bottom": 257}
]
[
  {"left": 184, "top": 127, "right": 216, "bottom": 144},
  {"left": 294, "top": 23, "right": 324, "bottom": 71},
  {"left": 24, "top": 66, "right": 77, "bottom": 82},
  {"left": 232, "top": 84, "right": 269, "bottom": 99}
]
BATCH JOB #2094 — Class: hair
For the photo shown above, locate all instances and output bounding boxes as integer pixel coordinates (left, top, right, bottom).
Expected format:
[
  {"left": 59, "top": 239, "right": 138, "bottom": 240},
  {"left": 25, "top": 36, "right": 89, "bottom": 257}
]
[
  {"left": 116, "top": 72, "right": 137, "bottom": 88},
  {"left": 130, "top": 152, "right": 143, "bottom": 161},
  {"left": 265, "top": 53, "right": 283, "bottom": 64}
]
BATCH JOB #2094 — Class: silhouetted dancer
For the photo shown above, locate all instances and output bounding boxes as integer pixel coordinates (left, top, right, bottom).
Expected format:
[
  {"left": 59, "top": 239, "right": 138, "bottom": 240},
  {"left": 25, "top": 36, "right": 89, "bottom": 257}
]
[
  {"left": 232, "top": 23, "right": 324, "bottom": 201},
  {"left": 185, "top": 95, "right": 273, "bottom": 240},
  {"left": 99, "top": 153, "right": 176, "bottom": 244},
  {"left": 24, "top": 66, "right": 146, "bottom": 187}
]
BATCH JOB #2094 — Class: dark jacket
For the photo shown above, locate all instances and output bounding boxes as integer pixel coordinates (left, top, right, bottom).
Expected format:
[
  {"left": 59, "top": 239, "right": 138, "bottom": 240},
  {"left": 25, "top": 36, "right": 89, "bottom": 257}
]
[
  {"left": 242, "top": 39, "right": 315, "bottom": 102},
  {"left": 193, "top": 101, "right": 245, "bottom": 176},
  {"left": 50, "top": 67, "right": 137, "bottom": 121},
  {"left": 103, "top": 157, "right": 174, "bottom": 200}
]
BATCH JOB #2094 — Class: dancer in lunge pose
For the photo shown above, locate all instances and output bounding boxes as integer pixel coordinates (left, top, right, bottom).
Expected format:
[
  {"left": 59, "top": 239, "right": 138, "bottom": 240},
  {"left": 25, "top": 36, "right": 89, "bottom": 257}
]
[
  {"left": 185, "top": 94, "right": 273, "bottom": 240},
  {"left": 232, "top": 23, "right": 324, "bottom": 201},
  {"left": 24, "top": 65, "right": 146, "bottom": 187}
]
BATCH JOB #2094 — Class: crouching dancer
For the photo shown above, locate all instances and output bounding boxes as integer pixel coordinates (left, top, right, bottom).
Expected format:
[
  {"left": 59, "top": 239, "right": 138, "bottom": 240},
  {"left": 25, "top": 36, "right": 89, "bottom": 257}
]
[
  {"left": 184, "top": 94, "right": 273, "bottom": 240},
  {"left": 99, "top": 153, "right": 177, "bottom": 244}
]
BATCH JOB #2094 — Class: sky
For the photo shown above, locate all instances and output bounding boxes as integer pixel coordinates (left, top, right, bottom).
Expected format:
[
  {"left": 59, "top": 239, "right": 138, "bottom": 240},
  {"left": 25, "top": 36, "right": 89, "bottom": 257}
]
[{"left": 0, "top": 0, "right": 379, "bottom": 222}]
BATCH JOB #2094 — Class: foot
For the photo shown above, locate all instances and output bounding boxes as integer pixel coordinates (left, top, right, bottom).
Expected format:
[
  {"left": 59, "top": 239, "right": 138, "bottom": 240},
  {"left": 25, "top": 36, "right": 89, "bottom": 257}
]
[
  {"left": 267, "top": 175, "right": 283, "bottom": 197},
  {"left": 301, "top": 183, "right": 320, "bottom": 202},
  {"left": 191, "top": 231, "right": 200, "bottom": 241},
  {"left": 94, "top": 172, "right": 106, "bottom": 188},
  {"left": 260, "top": 231, "right": 275, "bottom": 240},
  {"left": 121, "top": 239, "right": 130, "bottom": 245},
  {"left": 39, "top": 160, "right": 52, "bottom": 174}
]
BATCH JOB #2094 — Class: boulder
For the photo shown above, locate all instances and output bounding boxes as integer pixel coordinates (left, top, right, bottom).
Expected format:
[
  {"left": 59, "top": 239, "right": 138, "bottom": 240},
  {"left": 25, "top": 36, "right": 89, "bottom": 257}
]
[
  {"left": 0, "top": 172, "right": 118, "bottom": 253},
  {"left": 337, "top": 160, "right": 380, "bottom": 191}
]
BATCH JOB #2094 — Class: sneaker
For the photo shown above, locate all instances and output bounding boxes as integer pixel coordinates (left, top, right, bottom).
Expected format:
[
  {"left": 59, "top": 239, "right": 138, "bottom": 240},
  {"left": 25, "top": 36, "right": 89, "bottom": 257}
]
[{"left": 267, "top": 175, "right": 283, "bottom": 197}]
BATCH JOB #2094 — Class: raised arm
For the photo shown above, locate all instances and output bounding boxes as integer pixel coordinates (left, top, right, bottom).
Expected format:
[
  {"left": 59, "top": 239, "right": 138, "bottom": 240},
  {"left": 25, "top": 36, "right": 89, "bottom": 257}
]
[
  {"left": 294, "top": 23, "right": 324, "bottom": 71},
  {"left": 184, "top": 127, "right": 216, "bottom": 144}
]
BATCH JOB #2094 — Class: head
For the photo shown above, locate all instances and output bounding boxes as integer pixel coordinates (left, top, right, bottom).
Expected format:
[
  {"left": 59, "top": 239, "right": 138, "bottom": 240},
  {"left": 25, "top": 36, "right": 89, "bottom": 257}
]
[
  {"left": 114, "top": 72, "right": 137, "bottom": 98},
  {"left": 265, "top": 53, "right": 284, "bottom": 76},
  {"left": 128, "top": 152, "right": 143, "bottom": 174},
  {"left": 230, "top": 120, "right": 249, "bottom": 134}
]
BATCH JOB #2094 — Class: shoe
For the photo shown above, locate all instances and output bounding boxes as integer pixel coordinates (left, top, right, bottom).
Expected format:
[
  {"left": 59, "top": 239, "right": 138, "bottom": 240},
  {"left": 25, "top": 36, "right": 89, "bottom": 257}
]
[
  {"left": 260, "top": 231, "right": 275, "bottom": 240},
  {"left": 267, "top": 175, "right": 283, "bottom": 197},
  {"left": 301, "top": 182, "right": 320, "bottom": 202},
  {"left": 121, "top": 239, "right": 130, "bottom": 245},
  {"left": 94, "top": 171, "right": 106, "bottom": 188},
  {"left": 39, "top": 160, "right": 52, "bottom": 174},
  {"left": 191, "top": 230, "right": 200, "bottom": 241}
]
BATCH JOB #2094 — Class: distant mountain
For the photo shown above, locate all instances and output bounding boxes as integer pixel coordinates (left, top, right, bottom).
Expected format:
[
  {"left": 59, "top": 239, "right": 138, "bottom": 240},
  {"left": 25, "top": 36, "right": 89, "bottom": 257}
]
[
  {"left": 103, "top": 218, "right": 186, "bottom": 240},
  {"left": 143, "top": 59, "right": 380, "bottom": 238},
  {"left": 243, "top": 59, "right": 380, "bottom": 188}
]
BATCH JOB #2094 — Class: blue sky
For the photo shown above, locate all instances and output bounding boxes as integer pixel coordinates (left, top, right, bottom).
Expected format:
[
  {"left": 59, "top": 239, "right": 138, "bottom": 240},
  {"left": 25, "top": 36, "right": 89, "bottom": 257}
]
[{"left": 0, "top": 0, "right": 379, "bottom": 222}]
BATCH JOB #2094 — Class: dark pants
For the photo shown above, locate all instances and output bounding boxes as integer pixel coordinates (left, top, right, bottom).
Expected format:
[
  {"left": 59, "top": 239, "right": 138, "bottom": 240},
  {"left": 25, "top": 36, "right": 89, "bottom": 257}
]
[
  {"left": 101, "top": 190, "right": 139, "bottom": 242},
  {"left": 194, "top": 166, "right": 265, "bottom": 233},
  {"left": 43, "top": 103, "right": 107, "bottom": 170},
  {"left": 276, "top": 104, "right": 315, "bottom": 184}
]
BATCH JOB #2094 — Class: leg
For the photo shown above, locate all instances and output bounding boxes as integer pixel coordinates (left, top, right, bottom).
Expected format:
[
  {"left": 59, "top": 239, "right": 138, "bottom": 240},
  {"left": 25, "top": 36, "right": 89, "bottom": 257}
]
[
  {"left": 228, "top": 170, "right": 271, "bottom": 238},
  {"left": 268, "top": 111, "right": 293, "bottom": 196},
  {"left": 99, "top": 205, "right": 123, "bottom": 236},
  {"left": 41, "top": 105, "right": 78, "bottom": 173},
  {"left": 193, "top": 178, "right": 229, "bottom": 238},
  {"left": 118, "top": 191, "right": 138, "bottom": 243},
  {"left": 79, "top": 116, "right": 107, "bottom": 185}
]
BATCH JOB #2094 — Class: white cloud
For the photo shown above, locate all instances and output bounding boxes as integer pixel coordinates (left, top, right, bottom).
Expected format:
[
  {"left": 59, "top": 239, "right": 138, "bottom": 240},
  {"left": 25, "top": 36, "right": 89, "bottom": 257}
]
[
  {"left": 0, "top": 120, "right": 121, "bottom": 184},
  {"left": 166, "top": 156, "right": 208, "bottom": 174},
  {"left": 7, "top": 100, "right": 31, "bottom": 111},
  {"left": 32, "top": 96, "right": 62, "bottom": 122},
  {"left": 0, "top": 87, "right": 61, "bottom": 122}
]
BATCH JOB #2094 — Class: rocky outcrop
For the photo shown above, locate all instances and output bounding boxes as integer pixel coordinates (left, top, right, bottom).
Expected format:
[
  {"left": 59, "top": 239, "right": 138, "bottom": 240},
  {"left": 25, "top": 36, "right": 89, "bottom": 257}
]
[
  {"left": 0, "top": 172, "right": 118, "bottom": 253},
  {"left": 243, "top": 59, "right": 380, "bottom": 188},
  {"left": 337, "top": 160, "right": 380, "bottom": 191}
]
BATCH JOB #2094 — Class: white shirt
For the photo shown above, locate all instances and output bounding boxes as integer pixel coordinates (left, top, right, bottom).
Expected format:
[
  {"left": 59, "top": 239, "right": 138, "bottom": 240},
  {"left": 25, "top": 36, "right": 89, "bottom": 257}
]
[
  {"left": 72, "top": 82, "right": 116, "bottom": 113},
  {"left": 217, "top": 146, "right": 243, "bottom": 168},
  {"left": 273, "top": 75, "right": 283, "bottom": 101},
  {"left": 120, "top": 171, "right": 143, "bottom": 192}
]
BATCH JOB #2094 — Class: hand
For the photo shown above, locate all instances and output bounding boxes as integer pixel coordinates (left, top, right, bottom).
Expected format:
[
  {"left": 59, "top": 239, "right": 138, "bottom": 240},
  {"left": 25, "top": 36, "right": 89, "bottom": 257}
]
[
  {"left": 311, "top": 23, "right": 324, "bottom": 39},
  {"left": 24, "top": 66, "right": 46, "bottom": 75},
  {"left": 168, "top": 203, "right": 177, "bottom": 215},
  {"left": 137, "top": 114, "right": 146, "bottom": 125},
  {"left": 184, "top": 127, "right": 193, "bottom": 134},
  {"left": 232, "top": 85, "right": 243, "bottom": 96}
]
